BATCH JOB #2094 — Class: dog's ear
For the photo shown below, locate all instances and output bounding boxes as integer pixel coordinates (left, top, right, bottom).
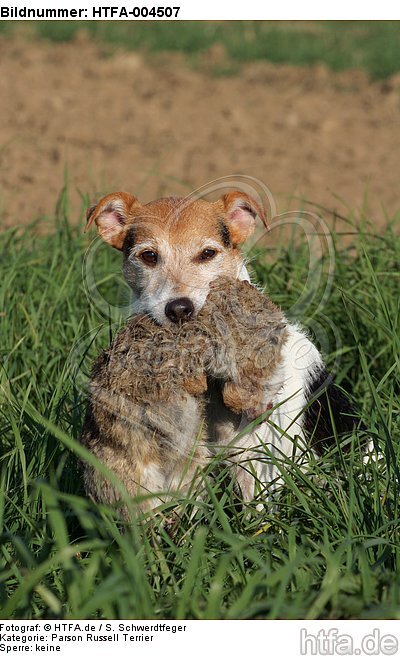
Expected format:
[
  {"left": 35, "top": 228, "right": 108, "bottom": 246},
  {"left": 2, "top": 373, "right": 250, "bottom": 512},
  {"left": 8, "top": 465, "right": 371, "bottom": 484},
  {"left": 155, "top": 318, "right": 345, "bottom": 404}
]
[
  {"left": 218, "top": 191, "right": 267, "bottom": 246},
  {"left": 85, "top": 192, "right": 142, "bottom": 250}
]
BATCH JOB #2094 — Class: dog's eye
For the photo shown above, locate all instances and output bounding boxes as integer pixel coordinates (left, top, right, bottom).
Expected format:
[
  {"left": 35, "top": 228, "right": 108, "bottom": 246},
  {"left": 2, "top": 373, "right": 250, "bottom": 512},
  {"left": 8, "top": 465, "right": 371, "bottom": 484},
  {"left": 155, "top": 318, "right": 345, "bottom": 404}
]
[
  {"left": 199, "top": 248, "right": 217, "bottom": 261},
  {"left": 140, "top": 250, "right": 158, "bottom": 265}
]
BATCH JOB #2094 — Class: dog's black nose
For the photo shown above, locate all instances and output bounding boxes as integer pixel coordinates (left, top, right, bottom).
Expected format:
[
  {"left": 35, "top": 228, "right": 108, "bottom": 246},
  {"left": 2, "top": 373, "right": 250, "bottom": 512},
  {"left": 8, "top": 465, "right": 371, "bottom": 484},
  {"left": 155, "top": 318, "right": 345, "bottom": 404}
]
[{"left": 165, "top": 298, "right": 195, "bottom": 323}]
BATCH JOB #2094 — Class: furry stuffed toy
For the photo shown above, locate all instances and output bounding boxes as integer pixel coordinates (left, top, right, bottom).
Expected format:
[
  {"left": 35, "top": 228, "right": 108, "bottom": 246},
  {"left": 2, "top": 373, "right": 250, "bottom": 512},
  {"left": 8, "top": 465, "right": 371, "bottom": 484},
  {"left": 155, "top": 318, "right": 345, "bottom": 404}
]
[{"left": 81, "top": 277, "right": 287, "bottom": 516}]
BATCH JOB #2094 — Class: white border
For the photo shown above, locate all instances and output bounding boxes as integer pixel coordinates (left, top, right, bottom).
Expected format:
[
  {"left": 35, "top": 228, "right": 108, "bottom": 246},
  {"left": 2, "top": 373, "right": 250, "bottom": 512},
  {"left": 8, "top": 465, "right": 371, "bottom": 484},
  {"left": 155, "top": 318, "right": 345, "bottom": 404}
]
[{"left": 0, "top": 0, "right": 399, "bottom": 20}]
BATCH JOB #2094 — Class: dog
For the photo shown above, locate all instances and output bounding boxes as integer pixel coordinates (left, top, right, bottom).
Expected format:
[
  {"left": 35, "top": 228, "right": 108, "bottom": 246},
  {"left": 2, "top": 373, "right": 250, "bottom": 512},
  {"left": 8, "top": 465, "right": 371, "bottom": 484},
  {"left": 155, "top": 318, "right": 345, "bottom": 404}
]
[
  {"left": 86, "top": 190, "right": 364, "bottom": 501},
  {"left": 81, "top": 277, "right": 288, "bottom": 516}
]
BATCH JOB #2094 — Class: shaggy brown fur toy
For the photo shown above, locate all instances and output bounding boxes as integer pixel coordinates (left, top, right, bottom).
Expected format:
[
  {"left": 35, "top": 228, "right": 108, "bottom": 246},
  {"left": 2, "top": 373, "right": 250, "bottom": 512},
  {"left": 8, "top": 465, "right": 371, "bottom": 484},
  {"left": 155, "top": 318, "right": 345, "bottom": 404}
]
[{"left": 80, "top": 277, "right": 287, "bottom": 516}]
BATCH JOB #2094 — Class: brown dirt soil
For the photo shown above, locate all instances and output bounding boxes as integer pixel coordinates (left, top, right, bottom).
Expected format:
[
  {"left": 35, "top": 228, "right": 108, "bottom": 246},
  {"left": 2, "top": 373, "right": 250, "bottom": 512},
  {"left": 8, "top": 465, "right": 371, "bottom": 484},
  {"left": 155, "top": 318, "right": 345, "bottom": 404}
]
[{"left": 1, "top": 34, "right": 400, "bottom": 229}]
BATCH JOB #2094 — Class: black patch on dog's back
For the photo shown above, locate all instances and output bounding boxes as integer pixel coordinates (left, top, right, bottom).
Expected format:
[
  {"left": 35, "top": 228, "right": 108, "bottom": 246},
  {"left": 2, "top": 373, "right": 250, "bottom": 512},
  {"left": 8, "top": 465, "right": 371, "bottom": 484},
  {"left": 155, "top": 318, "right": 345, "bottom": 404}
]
[{"left": 304, "top": 367, "right": 365, "bottom": 455}]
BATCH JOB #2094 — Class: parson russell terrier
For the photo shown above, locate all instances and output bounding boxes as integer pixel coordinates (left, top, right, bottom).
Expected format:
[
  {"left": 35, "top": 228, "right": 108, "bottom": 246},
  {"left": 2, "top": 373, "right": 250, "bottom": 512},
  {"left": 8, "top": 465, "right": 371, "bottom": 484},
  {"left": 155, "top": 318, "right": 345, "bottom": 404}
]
[{"left": 85, "top": 190, "right": 365, "bottom": 501}]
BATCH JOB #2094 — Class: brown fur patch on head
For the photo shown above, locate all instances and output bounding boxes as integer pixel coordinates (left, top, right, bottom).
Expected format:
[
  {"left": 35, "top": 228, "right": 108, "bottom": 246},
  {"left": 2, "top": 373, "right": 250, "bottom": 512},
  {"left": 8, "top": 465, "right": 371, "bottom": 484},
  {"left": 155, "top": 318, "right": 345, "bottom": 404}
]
[
  {"left": 86, "top": 190, "right": 266, "bottom": 252},
  {"left": 124, "top": 195, "right": 234, "bottom": 253}
]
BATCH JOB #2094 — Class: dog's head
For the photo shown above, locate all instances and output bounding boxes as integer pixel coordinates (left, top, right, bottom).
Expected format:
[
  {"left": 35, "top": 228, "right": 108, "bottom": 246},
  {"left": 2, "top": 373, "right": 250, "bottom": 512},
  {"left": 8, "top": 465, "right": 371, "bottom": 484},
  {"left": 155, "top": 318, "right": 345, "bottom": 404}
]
[{"left": 86, "top": 191, "right": 267, "bottom": 325}]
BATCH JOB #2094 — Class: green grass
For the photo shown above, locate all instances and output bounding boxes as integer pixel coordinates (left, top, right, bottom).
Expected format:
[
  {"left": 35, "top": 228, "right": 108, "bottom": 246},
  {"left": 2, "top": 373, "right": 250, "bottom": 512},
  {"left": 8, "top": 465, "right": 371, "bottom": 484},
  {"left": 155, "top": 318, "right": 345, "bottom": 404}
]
[
  {"left": 3, "top": 21, "right": 400, "bottom": 79},
  {"left": 0, "top": 192, "right": 399, "bottom": 619}
]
